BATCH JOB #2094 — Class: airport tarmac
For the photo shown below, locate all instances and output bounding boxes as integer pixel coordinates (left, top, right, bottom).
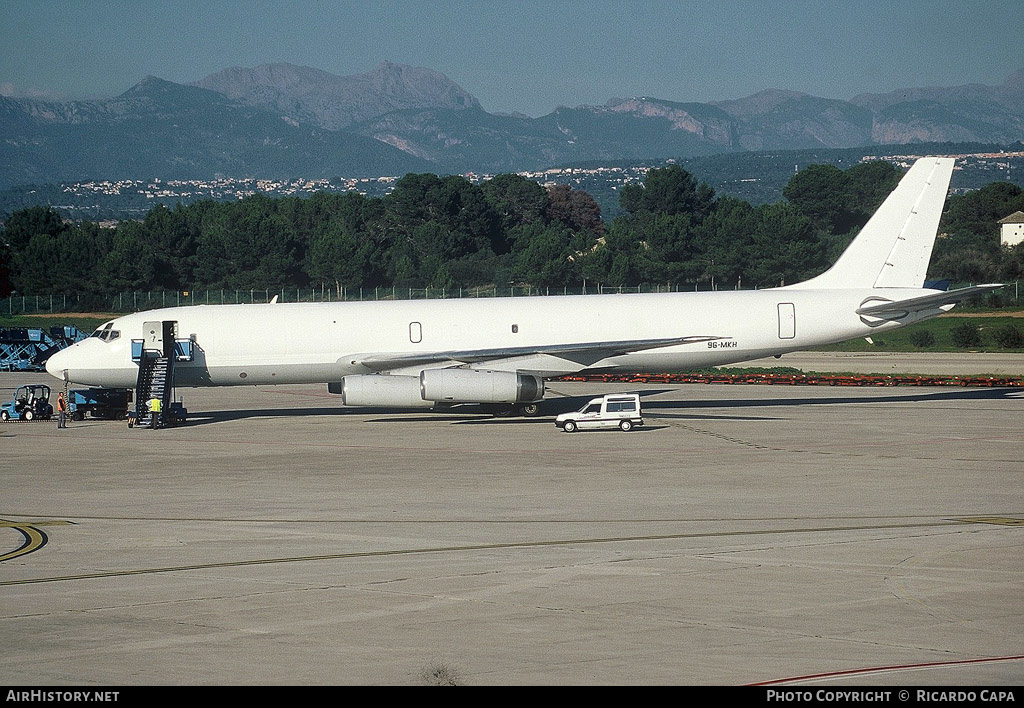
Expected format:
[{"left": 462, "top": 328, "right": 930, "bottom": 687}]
[{"left": 1, "top": 360, "right": 1022, "bottom": 686}]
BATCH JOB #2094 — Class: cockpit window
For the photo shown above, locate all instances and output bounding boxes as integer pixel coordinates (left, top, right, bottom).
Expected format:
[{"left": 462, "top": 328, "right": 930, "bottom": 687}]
[{"left": 90, "top": 322, "right": 120, "bottom": 342}]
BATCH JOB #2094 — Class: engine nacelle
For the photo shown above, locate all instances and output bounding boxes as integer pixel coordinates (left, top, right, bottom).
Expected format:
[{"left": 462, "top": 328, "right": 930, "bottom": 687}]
[
  {"left": 419, "top": 369, "right": 544, "bottom": 404},
  {"left": 331, "top": 375, "right": 433, "bottom": 408}
]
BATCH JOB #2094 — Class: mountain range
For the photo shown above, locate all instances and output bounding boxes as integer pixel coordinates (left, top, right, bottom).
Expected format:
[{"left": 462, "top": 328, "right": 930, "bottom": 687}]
[{"left": 2, "top": 61, "right": 1023, "bottom": 188}]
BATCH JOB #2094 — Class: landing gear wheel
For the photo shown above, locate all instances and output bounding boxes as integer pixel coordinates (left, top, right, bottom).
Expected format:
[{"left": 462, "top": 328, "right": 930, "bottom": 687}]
[
  {"left": 619, "top": 419, "right": 633, "bottom": 432},
  {"left": 563, "top": 420, "right": 577, "bottom": 433}
]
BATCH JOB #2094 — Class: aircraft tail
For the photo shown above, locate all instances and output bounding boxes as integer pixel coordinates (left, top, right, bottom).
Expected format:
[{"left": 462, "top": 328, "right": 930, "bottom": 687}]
[{"left": 789, "top": 157, "right": 955, "bottom": 290}]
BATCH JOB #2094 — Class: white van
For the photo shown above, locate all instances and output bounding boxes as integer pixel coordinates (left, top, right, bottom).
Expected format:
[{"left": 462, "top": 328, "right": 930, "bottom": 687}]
[{"left": 555, "top": 393, "right": 643, "bottom": 432}]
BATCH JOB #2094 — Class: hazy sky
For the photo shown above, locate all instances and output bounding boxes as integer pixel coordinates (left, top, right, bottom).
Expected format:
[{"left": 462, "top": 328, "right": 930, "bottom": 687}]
[{"left": 2, "top": 0, "right": 1022, "bottom": 115}]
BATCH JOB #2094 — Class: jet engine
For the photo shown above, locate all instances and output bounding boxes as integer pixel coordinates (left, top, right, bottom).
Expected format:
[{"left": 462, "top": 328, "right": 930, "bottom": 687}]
[
  {"left": 330, "top": 370, "right": 544, "bottom": 408},
  {"left": 419, "top": 369, "right": 544, "bottom": 404},
  {"left": 331, "top": 375, "right": 432, "bottom": 408}
]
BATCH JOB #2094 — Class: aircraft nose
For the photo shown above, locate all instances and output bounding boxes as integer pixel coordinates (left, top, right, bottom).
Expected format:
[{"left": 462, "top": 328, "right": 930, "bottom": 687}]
[{"left": 45, "top": 347, "right": 71, "bottom": 381}]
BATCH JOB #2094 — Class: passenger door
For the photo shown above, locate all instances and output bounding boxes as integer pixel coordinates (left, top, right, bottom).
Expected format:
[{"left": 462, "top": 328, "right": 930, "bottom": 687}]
[{"left": 577, "top": 402, "right": 603, "bottom": 429}]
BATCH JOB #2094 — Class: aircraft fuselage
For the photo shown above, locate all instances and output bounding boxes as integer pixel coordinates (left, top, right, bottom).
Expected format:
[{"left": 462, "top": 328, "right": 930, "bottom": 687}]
[{"left": 46, "top": 287, "right": 945, "bottom": 389}]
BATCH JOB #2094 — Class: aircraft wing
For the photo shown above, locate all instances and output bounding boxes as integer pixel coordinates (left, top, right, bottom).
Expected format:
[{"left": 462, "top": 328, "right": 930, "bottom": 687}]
[
  {"left": 856, "top": 284, "right": 1003, "bottom": 317},
  {"left": 352, "top": 335, "right": 724, "bottom": 372}
]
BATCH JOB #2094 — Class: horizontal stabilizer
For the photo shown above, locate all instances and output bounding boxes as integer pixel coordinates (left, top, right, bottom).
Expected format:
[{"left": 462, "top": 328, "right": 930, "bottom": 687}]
[{"left": 855, "top": 284, "right": 1003, "bottom": 316}]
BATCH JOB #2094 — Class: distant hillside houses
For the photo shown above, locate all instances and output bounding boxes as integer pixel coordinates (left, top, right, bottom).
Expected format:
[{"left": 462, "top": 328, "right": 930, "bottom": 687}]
[{"left": 999, "top": 211, "right": 1024, "bottom": 246}]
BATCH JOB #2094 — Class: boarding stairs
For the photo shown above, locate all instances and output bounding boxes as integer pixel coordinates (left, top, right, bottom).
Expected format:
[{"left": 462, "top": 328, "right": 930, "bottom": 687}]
[
  {"left": 131, "top": 320, "right": 192, "bottom": 429},
  {"left": 134, "top": 353, "right": 172, "bottom": 427}
]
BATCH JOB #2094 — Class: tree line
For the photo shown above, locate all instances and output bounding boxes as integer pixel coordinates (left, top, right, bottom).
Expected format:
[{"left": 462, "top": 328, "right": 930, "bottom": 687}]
[{"left": 2, "top": 163, "right": 1023, "bottom": 301}]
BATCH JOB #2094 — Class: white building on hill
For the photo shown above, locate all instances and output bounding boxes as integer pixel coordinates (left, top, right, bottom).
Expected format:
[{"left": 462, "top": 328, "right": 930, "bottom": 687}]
[{"left": 998, "top": 211, "right": 1024, "bottom": 247}]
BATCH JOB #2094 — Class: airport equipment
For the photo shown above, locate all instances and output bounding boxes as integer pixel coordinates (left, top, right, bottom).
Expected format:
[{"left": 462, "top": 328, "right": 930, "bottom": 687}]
[
  {"left": 131, "top": 320, "right": 192, "bottom": 428},
  {"left": 1, "top": 326, "right": 87, "bottom": 372},
  {"left": 1, "top": 384, "right": 54, "bottom": 422},
  {"left": 68, "top": 388, "right": 133, "bottom": 420},
  {"left": 555, "top": 393, "right": 643, "bottom": 432},
  {"left": 163, "top": 400, "right": 188, "bottom": 427},
  {"left": 1, "top": 328, "right": 49, "bottom": 371}
]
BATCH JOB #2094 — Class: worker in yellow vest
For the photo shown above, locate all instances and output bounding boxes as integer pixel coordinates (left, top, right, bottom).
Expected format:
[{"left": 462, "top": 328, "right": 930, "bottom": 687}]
[{"left": 147, "top": 397, "right": 162, "bottom": 429}]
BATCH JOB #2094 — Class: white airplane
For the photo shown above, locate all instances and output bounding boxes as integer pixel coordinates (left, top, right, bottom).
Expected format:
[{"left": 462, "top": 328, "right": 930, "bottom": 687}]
[{"left": 45, "top": 157, "right": 1000, "bottom": 414}]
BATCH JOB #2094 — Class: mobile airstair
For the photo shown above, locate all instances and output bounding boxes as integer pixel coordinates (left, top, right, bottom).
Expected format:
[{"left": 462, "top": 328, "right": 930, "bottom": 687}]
[{"left": 131, "top": 321, "right": 192, "bottom": 428}]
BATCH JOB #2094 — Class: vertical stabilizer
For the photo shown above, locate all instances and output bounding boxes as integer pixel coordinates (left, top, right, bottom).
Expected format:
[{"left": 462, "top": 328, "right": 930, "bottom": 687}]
[{"left": 789, "top": 157, "right": 955, "bottom": 290}]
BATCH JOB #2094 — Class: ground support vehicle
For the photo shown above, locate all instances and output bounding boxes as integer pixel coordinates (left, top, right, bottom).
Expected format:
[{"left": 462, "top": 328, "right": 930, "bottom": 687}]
[
  {"left": 1, "top": 384, "right": 54, "bottom": 422},
  {"left": 163, "top": 401, "right": 188, "bottom": 427},
  {"left": 555, "top": 393, "right": 643, "bottom": 432},
  {"left": 68, "top": 388, "right": 133, "bottom": 421}
]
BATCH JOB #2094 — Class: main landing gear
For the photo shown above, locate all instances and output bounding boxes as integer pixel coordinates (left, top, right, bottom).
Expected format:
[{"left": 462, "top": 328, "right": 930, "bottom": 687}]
[{"left": 486, "top": 402, "right": 542, "bottom": 417}]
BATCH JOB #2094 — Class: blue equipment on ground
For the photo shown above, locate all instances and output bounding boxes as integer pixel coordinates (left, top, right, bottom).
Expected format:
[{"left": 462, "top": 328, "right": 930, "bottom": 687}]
[
  {"left": 67, "top": 388, "right": 133, "bottom": 421},
  {"left": 1, "top": 326, "right": 87, "bottom": 372},
  {"left": 1, "top": 384, "right": 55, "bottom": 422}
]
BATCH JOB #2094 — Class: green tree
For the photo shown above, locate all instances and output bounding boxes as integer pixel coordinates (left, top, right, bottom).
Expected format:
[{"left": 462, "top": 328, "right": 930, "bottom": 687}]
[
  {"left": 3, "top": 206, "right": 70, "bottom": 294},
  {"left": 993, "top": 323, "right": 1024, "bottom": 349},
  {"left": 307, "top": 220, "right": 371, "bottom": 289},
  {"left": 613, "top": 166, "right": 718, "bottom": 286},
  {"left": 390, "top": 253, "right": 418, "bottom": 289},
  {"left": 782, "top": 161, "right": 901, "bottom": 238},
  {"left": 2, "top": 205, "right": 67, "bottom": 253},
  {"left": 481, "top": 174, "right": 550, "bottom": 232},
  {"left": 99, "top": 221, "right": 158, "bottom": 292},
  {"left": 139, "top": 204, "right": 189, "bottom": 288},
  {"left": 620, "top": 165, "right": 714, "bottom": 220},
  {"left": 12, "top": 221, "right": 111, "bottom": 295},
  {"left": 511, "top": 222, "right": 577, "bottom": 287},
  {"left": 0, "top": 244, "right": 9, "bottom": 297},
  {"left": 244, "top": 211, "right": 301, "bottom": 289},
  {"left": 692, "top": 196, "right": 755, "bottom": 286},
  {"left": 738, "top": 202, "right": 820, "bottom": 287},
  {"left": 950, "top": 321, "right": 983, "bottom": 349},
  {"left": 783, "top": 163, "right": 852, "bottom": 233},
  {"left": 932, "top": 181, "right": 1024, "bottom": 282},
  {"left": 930, "top": 248, "right": 1000, "bottom": 283},
  {"left": 844, "top": 161, "right": 902, "bottom": 223},
  {"left": 634, "top": 212, "right": 698, "bottom": 284},
  {"left": 909, "top": 329, "right": 936, "bottom": 348},
  {"left": 942, "top": 182, "right": 1024, "bottom": 242},
  {"left": 383, "top": 174, "right": 503, "bottom": 269},
  {"left": 1001, "top": 243, "right": 1024, "bottom": 281},
  {"left": 192, "top": 208, "right": 234, "bottom": 288},
  {"left": 595, "top": 220, "right": 644, "bottom": 287}
]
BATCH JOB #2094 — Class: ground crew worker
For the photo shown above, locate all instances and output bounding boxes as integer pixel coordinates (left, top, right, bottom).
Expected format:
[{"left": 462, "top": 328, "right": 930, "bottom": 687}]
[
  {"left": 147, "top": 397, "right": 162, "bottom": 429},
  {"left": 56, "top": 392, "right": 68, "bottom": 429}
]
